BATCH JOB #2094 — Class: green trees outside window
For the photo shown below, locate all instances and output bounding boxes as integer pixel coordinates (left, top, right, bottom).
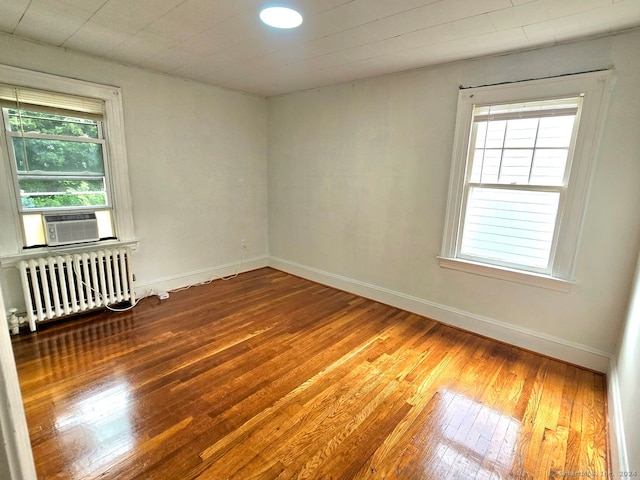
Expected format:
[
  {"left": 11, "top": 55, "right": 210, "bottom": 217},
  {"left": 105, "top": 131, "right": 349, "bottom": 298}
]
[{"left": 6, "top": 109, "right": 108, "bottom": 209}]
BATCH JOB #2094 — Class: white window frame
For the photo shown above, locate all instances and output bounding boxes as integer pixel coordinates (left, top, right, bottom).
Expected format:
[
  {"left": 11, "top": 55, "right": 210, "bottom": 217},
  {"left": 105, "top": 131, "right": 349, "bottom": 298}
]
[
  {"left": 0, "top": 64, "right": 136, "bottom": 263},
  {"left": 439, "top": 71, "right": 614, "bottom": 292}
]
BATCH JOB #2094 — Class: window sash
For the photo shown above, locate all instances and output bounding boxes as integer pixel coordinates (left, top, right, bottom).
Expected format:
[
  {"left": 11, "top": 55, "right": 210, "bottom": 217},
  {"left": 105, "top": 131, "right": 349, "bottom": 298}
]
[
  {"left": 468, "top": 108, "right": 579, "bottom": 189},
  {"left": 8, "top": 132, "right": 107, "bottom": 177},
  {"left": 457, "top": 183, "right": 565, "bottom": 274},
  {"left": 17, "top": 177, "right": 107, "bottom": 200},
  {"left": 6, "top": 130, "right": 106, "bottom": 145}
]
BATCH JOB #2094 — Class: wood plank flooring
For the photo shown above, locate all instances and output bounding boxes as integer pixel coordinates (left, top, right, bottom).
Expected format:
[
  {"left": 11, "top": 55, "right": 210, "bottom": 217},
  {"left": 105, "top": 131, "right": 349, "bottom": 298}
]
[{"left": 11, "top": 267, "right": 608, "bottom": 479}]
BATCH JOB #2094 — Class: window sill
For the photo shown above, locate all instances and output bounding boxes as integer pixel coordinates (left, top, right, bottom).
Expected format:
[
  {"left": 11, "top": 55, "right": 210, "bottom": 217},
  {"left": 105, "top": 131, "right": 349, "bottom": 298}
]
[
  {"left": 437, "top": 257, "right": 575, "bottom": 293},
  {"left": 0, "top": 239, "right": 139, "bottom": 268}
]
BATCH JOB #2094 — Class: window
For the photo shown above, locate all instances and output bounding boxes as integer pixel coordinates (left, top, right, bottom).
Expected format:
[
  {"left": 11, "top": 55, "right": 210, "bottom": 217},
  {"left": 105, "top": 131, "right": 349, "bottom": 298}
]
[
  {"left": 5, "top": 106, "right": 108, "bottom": 210},
  {"left": 0, "top": 65, "right": 135, "bottom": 257},
  {"left": 440, "top": 71, "right": 613, "bottom": 291},
  {"left": 460, "top": 97, "right": 580, "bottom": 273},
  {"left": 1, "top": 86, "right": 113, "bottom": 247}
]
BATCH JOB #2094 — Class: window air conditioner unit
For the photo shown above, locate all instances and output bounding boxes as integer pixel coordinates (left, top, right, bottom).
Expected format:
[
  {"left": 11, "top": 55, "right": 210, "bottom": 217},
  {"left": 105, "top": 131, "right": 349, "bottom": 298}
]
[{"left": 44, "top": 212, "right": 99, "bottom": 246}]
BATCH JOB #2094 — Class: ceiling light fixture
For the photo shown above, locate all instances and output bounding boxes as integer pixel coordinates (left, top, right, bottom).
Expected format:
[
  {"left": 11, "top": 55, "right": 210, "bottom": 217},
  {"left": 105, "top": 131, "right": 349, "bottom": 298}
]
[{"left": 259, "top": 6, "right": 303, "bottom": 29}]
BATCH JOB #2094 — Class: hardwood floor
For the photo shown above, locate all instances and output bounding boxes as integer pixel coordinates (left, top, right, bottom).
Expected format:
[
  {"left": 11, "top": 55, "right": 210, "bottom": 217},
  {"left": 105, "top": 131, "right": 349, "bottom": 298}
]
[{"left": 11, "top": 267, "right": 608, "bottom": 479}]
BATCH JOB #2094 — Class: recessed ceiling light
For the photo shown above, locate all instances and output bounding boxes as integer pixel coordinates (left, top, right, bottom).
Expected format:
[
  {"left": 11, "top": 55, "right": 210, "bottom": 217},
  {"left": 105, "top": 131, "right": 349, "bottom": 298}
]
[{"left": 259, "top": 6, "right": 303, "bottom": 29}]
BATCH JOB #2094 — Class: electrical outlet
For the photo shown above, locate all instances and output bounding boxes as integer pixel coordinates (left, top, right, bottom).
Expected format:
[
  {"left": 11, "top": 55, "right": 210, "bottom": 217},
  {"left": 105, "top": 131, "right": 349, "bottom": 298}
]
[{"left": 241, "top": 239, "right": 247, "bottom": 249}]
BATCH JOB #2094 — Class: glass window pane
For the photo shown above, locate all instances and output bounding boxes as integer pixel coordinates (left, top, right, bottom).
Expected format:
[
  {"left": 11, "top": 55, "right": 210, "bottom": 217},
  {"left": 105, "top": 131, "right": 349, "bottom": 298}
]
[
  {"left": 498, "top": 149, "right": 534, "bottom": 185},
  {"left": 471, "top": 149, "right": 501, "bottom": 184},
  {"left": 19, "top": 178, "right": 105, "bottom": 193},
  {"left": 18, "top": 178, "right": 107, "bottom": 209},
  {"left": 484, "top": 120, "right": 507, "bottom": 149},
  {"left": 460, "top": 187, "right": 560, "bottom": 269},
  {"left": 12, "top": 137, "right": 104, "bottom": 175},
  {"left": 20, "top": 192, "right": 107, "bottom": 210},
  {"left": 8, "top": 109, "right": 99, "bottom": 138},
  {"left": 474, "top": 121, "right": 488, "bottom": 148},
  {"left": 504, "top": 118, "right": 538, "bottom": 148},
  {"left": 470, "top": 150, "right": 483, "bottom": 183},
  {"left": 536, "top": 115, "right": 575, "bottom": 148},
  {"left": 530, "top": 149, "right": 568, "bottom": 186}
]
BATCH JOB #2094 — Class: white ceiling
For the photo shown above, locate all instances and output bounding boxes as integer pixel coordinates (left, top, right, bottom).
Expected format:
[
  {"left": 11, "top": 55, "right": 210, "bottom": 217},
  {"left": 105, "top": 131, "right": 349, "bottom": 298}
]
[{"left": 1, "top": 0, "right": 639, "bottom": 97}]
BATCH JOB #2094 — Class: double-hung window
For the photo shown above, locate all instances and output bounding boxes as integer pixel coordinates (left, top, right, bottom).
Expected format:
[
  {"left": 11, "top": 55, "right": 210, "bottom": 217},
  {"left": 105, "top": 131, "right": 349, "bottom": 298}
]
[
  {"left": 0, "top": 64, "right": 135, "bottom": 256},
  {"left": 460, "top": 97, "right": 580, "bottom": 272},
  {"left": 4, "top": 97, "right": 108, "bottom": 211},
  {"left": 1, "top": 87, "right": 114, "bottom": 246},
  {"left": 440, "top": 71, "right": 613, "bottom": 291}
]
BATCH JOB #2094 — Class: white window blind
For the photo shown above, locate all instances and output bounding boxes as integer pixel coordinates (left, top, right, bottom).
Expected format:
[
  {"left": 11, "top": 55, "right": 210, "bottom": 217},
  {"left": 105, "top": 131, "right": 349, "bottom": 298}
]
[{"left": 0, "top": 84, "right": 104, "bottom": 119}]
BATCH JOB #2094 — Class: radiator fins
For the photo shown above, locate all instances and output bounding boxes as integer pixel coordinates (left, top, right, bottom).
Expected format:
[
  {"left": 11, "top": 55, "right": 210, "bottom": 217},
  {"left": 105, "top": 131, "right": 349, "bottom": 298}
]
[{"left": 17, "top": 247, "right": 134, "bottom": 331}]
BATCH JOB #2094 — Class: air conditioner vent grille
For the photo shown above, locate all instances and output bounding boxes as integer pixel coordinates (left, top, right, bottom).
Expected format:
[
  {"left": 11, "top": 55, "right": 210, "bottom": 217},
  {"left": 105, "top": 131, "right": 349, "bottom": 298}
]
[{"left": 44, "top": 212, "right": 99, "bottom": 246}]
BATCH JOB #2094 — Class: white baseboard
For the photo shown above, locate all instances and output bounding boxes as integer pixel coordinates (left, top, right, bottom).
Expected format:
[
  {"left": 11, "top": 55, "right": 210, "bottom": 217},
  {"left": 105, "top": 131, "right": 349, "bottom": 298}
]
[
  {"left": 134, "top": 255, "right": 269, "bottom": 297},
  {"left": 268, "top": 257, "right": 611, "bottom": 373},
  {"left": 607, "top": 357, "right": 629, "bottom": 474}
]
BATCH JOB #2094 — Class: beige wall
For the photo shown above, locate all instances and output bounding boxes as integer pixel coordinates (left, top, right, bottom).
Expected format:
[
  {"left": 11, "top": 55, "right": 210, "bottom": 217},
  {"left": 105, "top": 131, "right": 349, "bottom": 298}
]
[{"left": 267, "top": 29, "right": 640, "bottom": 356}]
